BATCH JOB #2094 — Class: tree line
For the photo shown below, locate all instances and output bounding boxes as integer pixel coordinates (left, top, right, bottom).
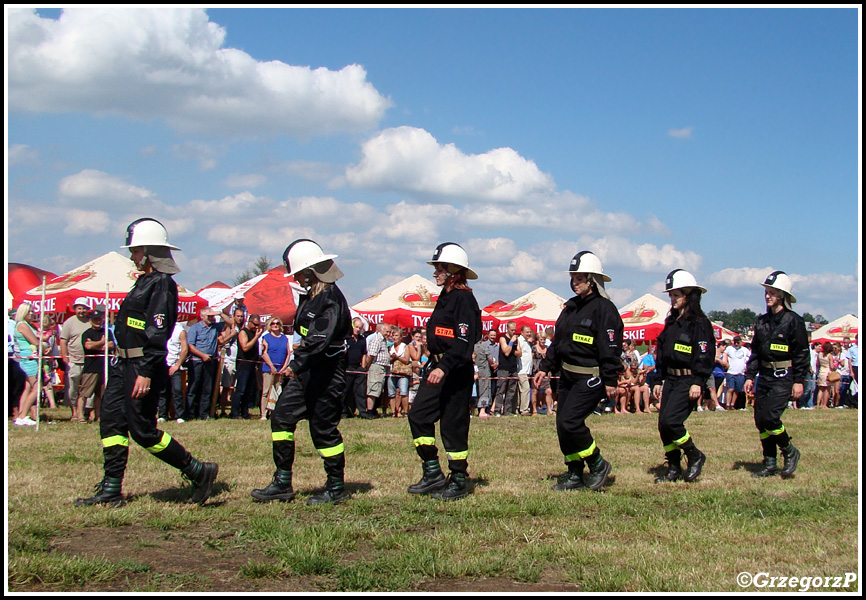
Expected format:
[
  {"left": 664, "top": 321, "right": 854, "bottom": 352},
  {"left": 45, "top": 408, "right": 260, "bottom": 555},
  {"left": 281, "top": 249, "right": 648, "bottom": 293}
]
[{"left": 707, "top": 308, "right": 828, "bottom": 334}]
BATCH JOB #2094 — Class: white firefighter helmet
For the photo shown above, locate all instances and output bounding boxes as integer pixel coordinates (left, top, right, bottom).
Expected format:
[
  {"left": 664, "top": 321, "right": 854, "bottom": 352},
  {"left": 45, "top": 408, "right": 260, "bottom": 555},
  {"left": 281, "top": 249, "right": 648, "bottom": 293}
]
[
  {"left": 567, "top": 251, "right": 611, "bottom": 282},
  {"left": 121, "top": 218, "right": 180, "bottom": 250},
  {"left": 760, "top": 270, "right": 797, "bottom": 303},
  {"left": 664, "top": 269, "right": 707, "bottom": 294},
  {"left": 283, "top": 239, "right": 342, "bottom": 283},
  {"left": 427, "top": 242, "right": 478, "bottom": 280}
]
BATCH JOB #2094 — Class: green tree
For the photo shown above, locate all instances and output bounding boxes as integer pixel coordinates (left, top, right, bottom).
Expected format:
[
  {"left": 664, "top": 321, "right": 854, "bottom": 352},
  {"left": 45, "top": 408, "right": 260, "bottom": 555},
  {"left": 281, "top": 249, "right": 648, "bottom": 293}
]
[{"left": 232, "top": 255, "right": 274, "bottom": 287}]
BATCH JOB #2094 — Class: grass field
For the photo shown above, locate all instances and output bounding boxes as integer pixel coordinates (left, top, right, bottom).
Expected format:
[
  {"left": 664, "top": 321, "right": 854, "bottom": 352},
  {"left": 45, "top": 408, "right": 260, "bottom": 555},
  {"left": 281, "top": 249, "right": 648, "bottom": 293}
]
[{"left": 6, "top": 407, "right": 861, "bottom": 592}]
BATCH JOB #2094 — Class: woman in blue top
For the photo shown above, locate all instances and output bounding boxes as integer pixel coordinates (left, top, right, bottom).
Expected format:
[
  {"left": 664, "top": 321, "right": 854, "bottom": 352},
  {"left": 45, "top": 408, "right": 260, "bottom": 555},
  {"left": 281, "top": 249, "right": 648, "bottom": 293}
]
[
  {"left": 13, "top": 303, "right": 43, "bottom": 426},
  {"left": 260, "top": 317, "right": 290, "bottom": 420}
]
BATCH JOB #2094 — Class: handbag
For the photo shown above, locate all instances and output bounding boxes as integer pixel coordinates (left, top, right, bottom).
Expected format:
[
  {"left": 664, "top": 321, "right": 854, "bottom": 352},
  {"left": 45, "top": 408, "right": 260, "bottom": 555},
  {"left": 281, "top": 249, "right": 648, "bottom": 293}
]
[{"left": 827, "top": 371, "right": 841, "bottom": 383}]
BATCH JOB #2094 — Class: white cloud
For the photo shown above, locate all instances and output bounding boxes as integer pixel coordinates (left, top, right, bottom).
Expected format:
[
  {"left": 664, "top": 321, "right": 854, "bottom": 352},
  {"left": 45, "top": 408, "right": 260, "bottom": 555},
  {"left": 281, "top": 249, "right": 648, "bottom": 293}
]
[
  {"left": 344, "top": 126, "right": 555, "bottom": 202},
  {"left": 707, "top": 267, "right": 859, "bottom": 302},
  {"left": 464, "top": 238, "right": 518, "bottom": 266},
  {"left": 537, "top": 236, "right": 701, "bottom": 276},
  {"left": 668, "top": 127, "right": 694, "bottom": 139},
  {"left": 172, "top": 142, "right": 224, "bottom": 170},
  {"left": 188, "top": 191, "right": 268, "bottom": 217},
  {"left": 7, "top": 7, "right": 390, "bottom": 138},
  {"left": 62, "top": 209, "right": 111, "bottom": 235},
  {"left": 58, "top": 169, "right": 156, "bottom": 205},
  {"left": 459, "top": 192, "right": 669, "bottom": 237},
  {"left": 8, "top": 144, "right": 39, "bottom": 166},
  {"left": 272, "top": 160, "right": 341, "bottom": 182},
  {"left": 224, "top": 173, "right": 267, "bottom": 188},
  {"left": 487, "top": 251, "right": 546, "bottom": 283}
]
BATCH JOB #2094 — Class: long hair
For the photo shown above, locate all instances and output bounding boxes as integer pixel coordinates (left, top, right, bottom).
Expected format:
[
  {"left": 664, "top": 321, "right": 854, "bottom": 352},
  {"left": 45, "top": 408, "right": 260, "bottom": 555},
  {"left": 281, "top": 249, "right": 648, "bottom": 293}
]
[
  {"left": 304, "top": 270, "right": 333, "bottom": 299},
  {"left": 15, "top": 302, "right": 32, "bottom": 324},
  {"left": 444, "top": 267, "right": 472, "bottom": 292},
  {"left": 664, "top": 288, "right": 707, "bottom": 326}
]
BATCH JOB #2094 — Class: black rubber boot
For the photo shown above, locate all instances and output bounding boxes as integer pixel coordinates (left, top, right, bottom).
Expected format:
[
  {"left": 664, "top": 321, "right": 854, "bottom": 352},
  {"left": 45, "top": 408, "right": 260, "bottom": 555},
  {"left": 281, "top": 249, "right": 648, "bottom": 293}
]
[
  {"left": 251, "top": 469, "right": 296, "bottom": 502},
  {"left": 74, "top": 476, "right": 126, "bottom": 507},
  {"left": 582, "top": 451, "right": 611, "bottom": 491},
  {"left": 183, "top": 458, "right": 219, "bottom": 505},
  {"left": 552, "top": 460, "right": 585, "bottom": 491},
  {"left": 779, "top": 444, "right": 800, "bottom": 478},
  {"left": 681, "top": 442, "right": 706, "bottom": 483},
  {"left": 306, "top": 475, "right": 349, "bottom": 505},
  {"left": 430, "top": 472, "right": 469, "bottom": 501},
  {"left": 407, "top": 459, "right": 447, "bottom": 494},
  {"left": 752, "top": 456, "right": 779, "bottom": 478},
  {"left": 654, "top": 460, "right": 683, "bottom": 484}
]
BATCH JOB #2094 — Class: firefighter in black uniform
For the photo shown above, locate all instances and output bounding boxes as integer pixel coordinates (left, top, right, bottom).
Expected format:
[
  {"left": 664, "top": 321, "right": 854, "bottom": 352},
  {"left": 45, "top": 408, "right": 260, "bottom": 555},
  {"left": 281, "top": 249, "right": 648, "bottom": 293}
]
[
  {"left": 652, "top": 270, "right": 713, "bottom": 483},
  {"left": 745, "top": 271, "right": 808, "bottom": 478},
  {"left": 75, "top": 218, "right": 219, "bottom": 507},
  {"left": 251, "top": 239, "right": 352, "bottom": 505},
  {"left": 407, "top": 243, "right": 482, "bottom": 501},
  {"left": 534, "top": 251, "right": 622, "bottom": 491}
]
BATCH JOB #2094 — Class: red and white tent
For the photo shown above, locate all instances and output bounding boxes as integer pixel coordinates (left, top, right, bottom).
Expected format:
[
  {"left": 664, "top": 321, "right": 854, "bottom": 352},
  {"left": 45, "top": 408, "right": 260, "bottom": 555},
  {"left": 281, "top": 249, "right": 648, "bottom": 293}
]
[
  {"left": 352, "top": 274, "right": 441, "bottom": 331},
  {"left": 810, "top": 314, "right": 858, "bottom": 345},
  {"left": 618, "top": 293, "right": 670, "bottom": 344},
  {"left": 353, "top": 274, "right": 500, "bottom": 333},
  {"left": 487, "top": 287, "right": 566, "bottom": 333},
  {"left": 210, "top": 266, "right": 298, "bottom": 325},
  {"left": 712, "top": 322, "right": 738, "bottom": 342},
  {"left": 19, "top": 252, "right": 208, "bottom": 322}
]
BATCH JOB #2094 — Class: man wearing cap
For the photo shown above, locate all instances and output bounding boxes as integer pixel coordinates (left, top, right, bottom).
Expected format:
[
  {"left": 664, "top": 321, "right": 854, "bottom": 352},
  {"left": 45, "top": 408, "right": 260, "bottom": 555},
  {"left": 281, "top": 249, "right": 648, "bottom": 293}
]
[
  {"left": 75, "top": 218, "right": 218, "bottom": 507},
  {"left": 60, "top": 297, "right": 92, "bottom": 422},
  {"left": 79, "top": 310, "right": 114, "bottom": 423},
  {"left": 186, "top": 307, "right": 226, "bottom": 419},
  {"left": 724, "top": 336, "right": 749, "bottom": 410},
  {"left": 744, "top": 271, "right": 809, "bottom": 479},
  {"left": 227, "top": 293, "right": 248, "bottom": 320}
]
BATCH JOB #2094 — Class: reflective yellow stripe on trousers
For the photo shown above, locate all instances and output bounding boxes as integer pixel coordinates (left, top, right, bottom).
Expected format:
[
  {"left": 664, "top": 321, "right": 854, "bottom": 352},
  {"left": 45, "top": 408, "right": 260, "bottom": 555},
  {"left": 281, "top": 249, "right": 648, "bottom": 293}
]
[
  {"left": 272, "top": 431, "right": 295, "bottom": 442},
  {"left": 102, "top": 435, "right": 130, "bottom": 448},
  {"left": 146, "top": 432, "right": 172, "bottom": 454},
  {"left": 564, "top": 440, "right": 597, "bottom": 462},
  {"left": 413, "top": 437, "right": 436, "bottom": 447},
  {"left": 446, "top": 450, "right": 468, "bottom": 461},
  {"left": 317, "top": 443, "right": 345, "bottom": 458}
]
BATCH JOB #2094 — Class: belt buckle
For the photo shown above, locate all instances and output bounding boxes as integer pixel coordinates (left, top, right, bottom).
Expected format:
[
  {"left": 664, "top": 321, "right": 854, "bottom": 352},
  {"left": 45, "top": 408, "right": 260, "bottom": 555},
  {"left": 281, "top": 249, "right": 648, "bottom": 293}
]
[
  {"left": 586, "top": 376, "right": 601, "bottom": 388},
  {"left": 773, "top": 368, "right": 788, "bottom": 379}
]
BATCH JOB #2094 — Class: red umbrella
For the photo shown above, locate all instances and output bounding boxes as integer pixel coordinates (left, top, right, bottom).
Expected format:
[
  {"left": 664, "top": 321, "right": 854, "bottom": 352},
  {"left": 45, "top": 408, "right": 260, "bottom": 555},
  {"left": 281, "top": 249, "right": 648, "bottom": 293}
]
[
  {"left": 8, "top": 263, "right": 58, "bottom": 306},
  {"left": 618, "top": 293, "right": 670, "bottom": 344},
  {"left": 20, "top": 252, "right": 208, "bottom": 322},
  {"left": 212, "top": 267, "right": 298, "bottom": 325},
  {"left": 486, "top": 287, "right": 565, "bottom": 333}
]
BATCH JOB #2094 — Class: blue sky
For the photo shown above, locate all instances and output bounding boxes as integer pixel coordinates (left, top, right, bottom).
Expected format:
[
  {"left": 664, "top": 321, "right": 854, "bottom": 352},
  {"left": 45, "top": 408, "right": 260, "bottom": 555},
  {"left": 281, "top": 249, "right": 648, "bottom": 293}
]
[{"left": 6, "top": 7, "right": 861, "bottom": 322}]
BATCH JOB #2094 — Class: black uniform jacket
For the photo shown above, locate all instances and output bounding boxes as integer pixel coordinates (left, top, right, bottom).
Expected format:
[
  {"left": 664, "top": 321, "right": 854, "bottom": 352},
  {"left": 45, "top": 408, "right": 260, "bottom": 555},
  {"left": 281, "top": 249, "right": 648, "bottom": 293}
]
[
  {"left": 289, "top": 284, "right": 352, "bottom": 375},
  {"left": 539, "top": 291, "right": 624, "bottom": 388},
  {"left": 426, "top": 287, "right": 482, "bottom": 376},
  {"left": 655, "top": 315, "right": 715, "bottom": 389},
  {"left": 745, "top": 308, "right": 810, "bottom": 385},
  {"left": 115, "top": 270, "right": 178, "bottom": 379}
]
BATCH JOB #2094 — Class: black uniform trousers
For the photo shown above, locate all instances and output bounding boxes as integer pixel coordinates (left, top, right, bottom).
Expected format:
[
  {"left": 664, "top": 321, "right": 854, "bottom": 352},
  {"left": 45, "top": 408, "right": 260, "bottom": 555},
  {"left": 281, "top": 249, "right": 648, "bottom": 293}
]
[
  {"left": 753, "top": 373, "right": 792, "bottom": 456},
  {"left": 100, "top": 357, "right": 191, "bottom": 479},
  {"left": 270, "top": 353, "right": 347, "bottom": 478},
  {"left": 343, "top": 366, "right": 367, "bottom": 416},
  {"left": 556, "top": 372, "right": 606, "bottom": 461},
  {"left": 408, "top": 361, "right": 474, "bottom": 474},
  {"left": 658, "top": 376, "right": 699, "bottom": 450}
]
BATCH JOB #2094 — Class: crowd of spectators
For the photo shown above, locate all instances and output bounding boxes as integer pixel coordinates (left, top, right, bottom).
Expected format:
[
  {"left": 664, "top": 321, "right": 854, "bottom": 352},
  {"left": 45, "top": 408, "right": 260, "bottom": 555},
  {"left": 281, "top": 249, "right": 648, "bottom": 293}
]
[{"left": 8, "top": 298, "right": 860, "bottom": 424}]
